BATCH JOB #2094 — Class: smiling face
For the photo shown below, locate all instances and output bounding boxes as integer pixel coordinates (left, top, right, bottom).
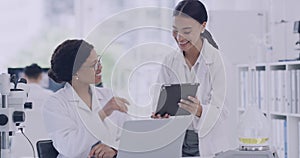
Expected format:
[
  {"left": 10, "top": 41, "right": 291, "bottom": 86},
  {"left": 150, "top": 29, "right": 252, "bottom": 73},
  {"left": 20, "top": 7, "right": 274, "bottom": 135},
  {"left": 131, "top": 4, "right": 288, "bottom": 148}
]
[
  {"left": 76, "top": 49, "right": 102, "bottom": 85},
  {"left": 172, "top": 15, "right": 206, "bottom": 53}
]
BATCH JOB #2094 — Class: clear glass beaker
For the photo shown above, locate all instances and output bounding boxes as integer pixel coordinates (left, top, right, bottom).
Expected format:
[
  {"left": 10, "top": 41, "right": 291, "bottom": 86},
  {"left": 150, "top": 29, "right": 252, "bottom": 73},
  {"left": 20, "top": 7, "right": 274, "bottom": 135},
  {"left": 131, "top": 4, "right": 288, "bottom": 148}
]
[{"left": 238, "top": 105, "right": 271, "bottom": 151}]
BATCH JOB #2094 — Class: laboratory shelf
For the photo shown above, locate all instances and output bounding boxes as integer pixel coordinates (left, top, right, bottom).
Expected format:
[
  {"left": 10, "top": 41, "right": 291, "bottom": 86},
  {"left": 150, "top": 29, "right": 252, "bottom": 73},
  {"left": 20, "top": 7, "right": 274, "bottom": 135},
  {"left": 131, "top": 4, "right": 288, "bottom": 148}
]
[
  {"left": 237, "top": 61, "right": 300, "bottom": 158},
  {"left": 288, "top": 113, "right": 300, "bottom": 118}
]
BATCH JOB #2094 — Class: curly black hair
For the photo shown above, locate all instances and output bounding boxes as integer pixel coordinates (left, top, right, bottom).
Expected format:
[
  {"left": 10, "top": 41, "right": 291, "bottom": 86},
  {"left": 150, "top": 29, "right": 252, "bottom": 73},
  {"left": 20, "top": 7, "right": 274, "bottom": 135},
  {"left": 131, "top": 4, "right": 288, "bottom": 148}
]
[{"left": 48, "top": 39, "right": 94, "bottom": 83}]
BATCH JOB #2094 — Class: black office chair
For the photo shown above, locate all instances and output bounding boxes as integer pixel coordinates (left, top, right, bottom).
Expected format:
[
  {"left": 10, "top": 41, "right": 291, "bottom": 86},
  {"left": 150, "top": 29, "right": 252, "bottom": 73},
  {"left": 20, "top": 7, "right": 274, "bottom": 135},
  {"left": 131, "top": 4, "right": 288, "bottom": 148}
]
[{"left": 36, "top": 140, "right": 59, "bottom": 158}]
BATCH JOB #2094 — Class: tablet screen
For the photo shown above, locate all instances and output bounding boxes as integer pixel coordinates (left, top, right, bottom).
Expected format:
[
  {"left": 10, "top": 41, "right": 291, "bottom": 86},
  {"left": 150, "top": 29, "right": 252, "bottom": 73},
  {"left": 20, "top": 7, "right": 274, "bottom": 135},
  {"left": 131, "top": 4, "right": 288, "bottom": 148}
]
[{"left": 155, "top": 83, "right": 200, "bottom": 116}]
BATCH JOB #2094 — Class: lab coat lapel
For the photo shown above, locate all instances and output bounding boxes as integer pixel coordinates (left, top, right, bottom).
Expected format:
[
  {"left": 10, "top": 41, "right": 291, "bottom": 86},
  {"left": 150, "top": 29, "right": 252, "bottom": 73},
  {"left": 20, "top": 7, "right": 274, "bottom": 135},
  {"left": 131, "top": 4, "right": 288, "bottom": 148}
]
[
  {"left": 195, "top": 39, "right": 215, "bottom": 99},
  {"left": 90, "top": 85, "right": 104, "bottom": 112},
  {"left": 201, "top": 39, "right": 215, "bottom": 65},
  {"left": 73, "top": 85, "right": 117, "bottom": 147},
  {"left": 64, "top": 83, "right": 91, "bottom": 112},
  {"left": 174, "top": 52, "right": 190, "bottom": 83},
  {"left": 76, "top": 103, "right": 116, "bottom": 147},
  {"left": 64, "top": 83, "right": 117, "bottom": 147},
  {"left": 65, "top": 83, "right": 104, "bottom": 112}
]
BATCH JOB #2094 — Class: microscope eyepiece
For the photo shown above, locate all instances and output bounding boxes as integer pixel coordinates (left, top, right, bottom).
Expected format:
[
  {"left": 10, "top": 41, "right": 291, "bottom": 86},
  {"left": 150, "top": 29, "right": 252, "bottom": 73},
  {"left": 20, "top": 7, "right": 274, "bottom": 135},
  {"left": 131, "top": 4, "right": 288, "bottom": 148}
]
[
  {"left": 18, "top": 78, "right": 27, "bottom": 84},
  {"left": 24, "top": 102, "right": 32, "bottom": 109}
]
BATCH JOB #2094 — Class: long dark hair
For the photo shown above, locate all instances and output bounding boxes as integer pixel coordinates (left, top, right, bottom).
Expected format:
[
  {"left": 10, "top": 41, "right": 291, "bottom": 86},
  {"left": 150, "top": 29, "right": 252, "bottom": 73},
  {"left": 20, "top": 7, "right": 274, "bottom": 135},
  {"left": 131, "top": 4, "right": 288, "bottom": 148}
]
[
  {"left": 48, "top": 39, "right": 94, "bottom": 83},
  {"left": 173, "top": 0, "right": 219, "bottom": 49}
]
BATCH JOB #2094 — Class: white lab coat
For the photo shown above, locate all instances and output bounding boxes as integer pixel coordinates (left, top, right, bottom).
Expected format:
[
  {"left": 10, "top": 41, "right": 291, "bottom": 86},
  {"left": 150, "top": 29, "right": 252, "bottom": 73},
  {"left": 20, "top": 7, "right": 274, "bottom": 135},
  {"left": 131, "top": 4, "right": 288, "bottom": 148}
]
[
  {"left": 157, "top": 39, "right": 231, "bottom": 157},
  {"left": 11, "top": 83, "right": 53, "bottom": 157},
  {"left": 43, "top": 83, "right": 127, "bottom": 158}
]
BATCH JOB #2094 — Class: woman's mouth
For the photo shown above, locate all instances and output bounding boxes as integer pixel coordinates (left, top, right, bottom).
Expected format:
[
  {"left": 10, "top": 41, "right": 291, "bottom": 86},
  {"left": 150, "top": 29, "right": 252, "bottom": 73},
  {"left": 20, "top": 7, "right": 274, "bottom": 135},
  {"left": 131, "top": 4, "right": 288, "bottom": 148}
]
[
  {"left": 96, "top": 73, "right": 101, "bottom": 77},
  {"left": 178, "top": 41, "right": 190, "bottom": 48},
  {"left": 95, "top": 71, "right": 102, "bottom": 77}
]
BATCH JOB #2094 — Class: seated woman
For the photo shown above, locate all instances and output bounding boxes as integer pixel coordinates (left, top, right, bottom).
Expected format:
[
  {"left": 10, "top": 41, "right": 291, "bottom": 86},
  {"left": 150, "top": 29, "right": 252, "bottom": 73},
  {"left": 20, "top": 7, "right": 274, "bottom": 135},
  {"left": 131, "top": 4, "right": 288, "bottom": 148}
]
[{"left": 43, "top": 39, "right": 129, "bottom": 158}]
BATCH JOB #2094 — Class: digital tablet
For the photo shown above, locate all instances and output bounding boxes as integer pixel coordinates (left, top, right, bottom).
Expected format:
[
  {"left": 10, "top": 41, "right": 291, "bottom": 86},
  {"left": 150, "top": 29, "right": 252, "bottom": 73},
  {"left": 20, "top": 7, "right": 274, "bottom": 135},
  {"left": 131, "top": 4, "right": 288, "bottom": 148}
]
[{"left": 155, "top": 83, "right": 200, "bottom": 116}]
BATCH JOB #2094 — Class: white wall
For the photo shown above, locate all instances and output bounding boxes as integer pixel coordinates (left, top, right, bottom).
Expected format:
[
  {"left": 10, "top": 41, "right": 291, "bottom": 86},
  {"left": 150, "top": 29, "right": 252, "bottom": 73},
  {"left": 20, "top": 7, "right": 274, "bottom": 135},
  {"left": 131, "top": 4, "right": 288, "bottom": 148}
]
[
  {"left": 205, "top": 0, "right": 300, "bottom": 63},
  {"left": 0, "top": 0, "right": 44, "bottom": 72}
]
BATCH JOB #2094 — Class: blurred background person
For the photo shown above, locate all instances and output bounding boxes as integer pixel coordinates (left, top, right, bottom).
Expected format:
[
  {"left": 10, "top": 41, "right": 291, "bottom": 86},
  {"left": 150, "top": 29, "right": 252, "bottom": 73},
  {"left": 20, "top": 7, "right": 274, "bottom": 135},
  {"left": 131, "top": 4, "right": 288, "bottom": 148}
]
[{"left": 24, "top": 63, "right": 54, "bottom": 108}]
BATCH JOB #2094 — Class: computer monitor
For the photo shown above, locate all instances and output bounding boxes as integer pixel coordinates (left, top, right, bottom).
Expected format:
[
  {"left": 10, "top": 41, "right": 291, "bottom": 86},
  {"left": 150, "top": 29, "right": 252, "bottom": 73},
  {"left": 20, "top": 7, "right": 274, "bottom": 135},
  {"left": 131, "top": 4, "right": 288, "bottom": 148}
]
[
  {"left": 117, "top": 116, "right": 192, "bottom": 158},
  {"left": 7, "top": 67, "right": 64, "bottom": 92}
]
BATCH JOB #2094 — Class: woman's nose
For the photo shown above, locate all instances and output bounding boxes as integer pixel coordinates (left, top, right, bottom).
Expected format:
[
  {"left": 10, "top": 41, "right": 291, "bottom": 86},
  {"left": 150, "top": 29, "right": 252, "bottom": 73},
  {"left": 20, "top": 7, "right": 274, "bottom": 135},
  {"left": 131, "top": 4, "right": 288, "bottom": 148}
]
[
  {"left": 176, "top": 33, "right": 184, "bottom": 41},
  {"left": 98, "top": 64, "right": 102, "bottom": 71},
  {"left": 95, "top": 64, "right": 102, "bottom": 72}
]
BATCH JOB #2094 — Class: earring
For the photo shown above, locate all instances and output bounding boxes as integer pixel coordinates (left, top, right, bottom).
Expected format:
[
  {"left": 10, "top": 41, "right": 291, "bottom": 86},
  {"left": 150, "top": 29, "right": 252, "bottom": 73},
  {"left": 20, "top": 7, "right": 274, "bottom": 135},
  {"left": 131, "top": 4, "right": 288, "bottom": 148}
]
[{"left": 74, "top": 74, "right": 79, "bottom": 80}]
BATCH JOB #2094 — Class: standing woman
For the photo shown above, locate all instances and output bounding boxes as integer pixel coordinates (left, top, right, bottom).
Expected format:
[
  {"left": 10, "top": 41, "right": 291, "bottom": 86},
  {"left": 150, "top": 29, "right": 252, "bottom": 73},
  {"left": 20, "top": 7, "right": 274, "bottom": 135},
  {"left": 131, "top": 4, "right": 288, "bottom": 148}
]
[
  {"left": 43, "top": 39, "right": 129, "bottom": 158},
  {"left": 156, "top": 0, "right": 229, "bottom": 157}
]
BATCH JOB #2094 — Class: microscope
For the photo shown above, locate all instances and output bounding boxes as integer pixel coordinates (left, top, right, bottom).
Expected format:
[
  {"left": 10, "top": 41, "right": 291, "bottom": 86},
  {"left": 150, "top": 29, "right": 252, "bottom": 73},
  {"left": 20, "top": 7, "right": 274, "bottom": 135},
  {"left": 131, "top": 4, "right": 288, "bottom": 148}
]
[
  {"left": 278, "top": 20, "right": 300, "bottom": 62},
  {"left": 294, "top": 21, "right": 300, "bottom": 60},
  {"left": 0, "top": 73, "right": 32, "bottom": 158}
]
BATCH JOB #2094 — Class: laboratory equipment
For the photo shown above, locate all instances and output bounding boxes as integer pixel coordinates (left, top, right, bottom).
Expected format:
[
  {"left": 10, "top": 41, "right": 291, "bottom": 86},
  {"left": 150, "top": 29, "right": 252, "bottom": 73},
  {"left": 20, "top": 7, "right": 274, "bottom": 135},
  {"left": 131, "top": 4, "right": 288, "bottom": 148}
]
[
  {"left": 216, "top": 68, "right": 278, "bottom": 158},
  {"left": 294, "top": 21, "right": 300, "bottom": 60},
  {"left": 216, "top": 110, "right": 278, "bottom": 157},
  {"left": 278, "top": 20, "right": 300, "bottom": 61},
  {"left": 0, "top": 73, "right": 32, "bottom": 158},
  {"left": 238, "top": 106, "right": 270, "bottom": 151}
]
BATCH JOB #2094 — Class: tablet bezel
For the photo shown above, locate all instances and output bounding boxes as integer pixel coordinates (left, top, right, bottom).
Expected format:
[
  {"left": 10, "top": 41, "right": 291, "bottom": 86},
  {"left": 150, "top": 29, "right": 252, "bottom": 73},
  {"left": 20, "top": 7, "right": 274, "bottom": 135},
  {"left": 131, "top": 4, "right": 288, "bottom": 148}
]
[{"left": 155, "top": 83, "right": 200, "bottom": 116}]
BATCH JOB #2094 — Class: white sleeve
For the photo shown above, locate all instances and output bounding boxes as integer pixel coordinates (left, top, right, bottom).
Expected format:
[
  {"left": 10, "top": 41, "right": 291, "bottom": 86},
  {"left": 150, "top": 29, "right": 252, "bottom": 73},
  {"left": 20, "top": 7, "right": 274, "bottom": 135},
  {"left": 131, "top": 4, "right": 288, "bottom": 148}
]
[
  {"left": 107, "top": 111, "right": 132, "bottom": 147},
  {"left": 43, "top": 96, "right": 95, "bottom": 157}
]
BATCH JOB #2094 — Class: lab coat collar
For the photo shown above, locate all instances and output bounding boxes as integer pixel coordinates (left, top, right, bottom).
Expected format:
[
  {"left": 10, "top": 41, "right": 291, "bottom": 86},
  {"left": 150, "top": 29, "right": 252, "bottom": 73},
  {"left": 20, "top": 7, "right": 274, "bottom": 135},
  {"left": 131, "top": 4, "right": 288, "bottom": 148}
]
[
  {"left": 201, "top": 38, "right": 216, "bottom": 64},
  {"left": 64, "top": 83, "right": 103, "bottom": 112},
  {"left": 27, "top": 83, "right": 44, "bottom": 93},
  {"left": 28, "top": 83, "right": 42, "bottom": 87}
]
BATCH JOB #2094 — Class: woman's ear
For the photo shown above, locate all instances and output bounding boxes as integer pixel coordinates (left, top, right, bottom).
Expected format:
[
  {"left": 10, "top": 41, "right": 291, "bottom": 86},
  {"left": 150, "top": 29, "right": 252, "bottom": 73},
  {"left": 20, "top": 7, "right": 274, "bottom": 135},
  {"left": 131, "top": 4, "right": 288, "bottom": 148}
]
[
  {"left": 201, "top": 22, "right": 207, "bottom": 33},
  {"left": 202, "top": 22, "right": 207, "bottom": 28},
  {"left": 73, "top": 73, "right": 79, "bottom": 80}
]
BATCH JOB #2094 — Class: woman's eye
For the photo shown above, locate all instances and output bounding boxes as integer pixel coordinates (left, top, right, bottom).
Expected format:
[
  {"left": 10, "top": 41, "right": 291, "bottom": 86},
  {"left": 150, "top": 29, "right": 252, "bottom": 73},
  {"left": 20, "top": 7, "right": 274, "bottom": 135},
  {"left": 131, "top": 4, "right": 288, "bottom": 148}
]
[{"left": 184, "top": 32, "right": 191, "bottom": 34}]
